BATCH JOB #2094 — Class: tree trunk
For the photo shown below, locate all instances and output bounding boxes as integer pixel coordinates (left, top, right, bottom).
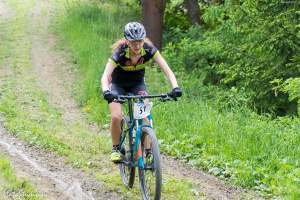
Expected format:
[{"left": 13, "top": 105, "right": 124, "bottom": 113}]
[
  {"left": 184, "top": 0, "right": 202, "bottom": 25},
  {"left": 141, "top": 0, "right": 166, "bottom": 50}
]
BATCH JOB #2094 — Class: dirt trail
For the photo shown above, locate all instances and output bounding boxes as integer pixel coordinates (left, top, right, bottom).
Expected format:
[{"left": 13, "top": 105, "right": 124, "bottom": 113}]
[
  {"left": 162, "top": 155, "right": 258, "bottom": 199},
  {"left": 30, "top": 0, "right": 95, "bottom": 128},
  {"left": 0, "top": 124, "right": 105, "bottom": 200},
  {"left": 0, "top": 0, "right": 13, "bottom": 19},
  {"left": 0, "top": 0, "right": 261, "bottom": 199},
  {"left": 0, "top": 0, "right": 117, "bottom": 199}
]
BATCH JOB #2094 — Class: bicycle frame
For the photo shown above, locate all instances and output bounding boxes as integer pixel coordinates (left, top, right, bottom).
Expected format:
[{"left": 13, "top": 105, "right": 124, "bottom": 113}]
[{"left": 120, "top": 98, "right": 153, "bottom": 170}]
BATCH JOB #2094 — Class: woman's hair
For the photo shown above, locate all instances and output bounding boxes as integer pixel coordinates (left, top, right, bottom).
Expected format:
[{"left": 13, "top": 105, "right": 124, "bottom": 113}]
[
  {"left": 111, "top": 37, "right": 154, "bottom": 53},
  {"left": 111, "top": 38, "right": 126, "bottom": 53}
]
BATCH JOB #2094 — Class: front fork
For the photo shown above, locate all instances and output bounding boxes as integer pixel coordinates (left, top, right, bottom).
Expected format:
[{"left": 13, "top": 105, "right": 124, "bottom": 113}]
[{"left": 134, "top": 116, "right": 153, "bottom": 169}]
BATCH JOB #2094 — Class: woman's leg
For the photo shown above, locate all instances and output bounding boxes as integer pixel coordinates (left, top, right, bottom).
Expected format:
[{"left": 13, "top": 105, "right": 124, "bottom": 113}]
[
  {"left": 109, "top": 84, "right": 125, "bottom": 162},
  {"left": 109, "top": 102, "right": 122, "bottom": 146},
  {"left": 110, "top": 83, "right": 125, "bottom": 147}
]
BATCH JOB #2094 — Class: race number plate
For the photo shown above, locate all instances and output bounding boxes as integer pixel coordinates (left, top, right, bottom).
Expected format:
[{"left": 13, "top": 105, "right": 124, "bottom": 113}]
[{"left": 133, "top": 101, "right": 153, "bottom": 119}]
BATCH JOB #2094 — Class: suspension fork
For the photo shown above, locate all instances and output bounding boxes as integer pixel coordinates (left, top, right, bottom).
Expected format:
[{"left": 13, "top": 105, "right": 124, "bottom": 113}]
[{"left": 134, "top": 119, "right": 144, "bottom": 169}]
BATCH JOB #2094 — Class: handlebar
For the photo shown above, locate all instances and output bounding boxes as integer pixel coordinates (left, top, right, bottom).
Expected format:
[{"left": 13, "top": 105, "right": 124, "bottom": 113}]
[{"left": 113, "top": 93, "right": 176, "bottom": 103}]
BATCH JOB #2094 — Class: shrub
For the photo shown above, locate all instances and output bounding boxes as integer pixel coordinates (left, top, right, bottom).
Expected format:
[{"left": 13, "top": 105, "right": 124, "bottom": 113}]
[{"left": 163, "top": 0, "right": 300, "bottom": 115}]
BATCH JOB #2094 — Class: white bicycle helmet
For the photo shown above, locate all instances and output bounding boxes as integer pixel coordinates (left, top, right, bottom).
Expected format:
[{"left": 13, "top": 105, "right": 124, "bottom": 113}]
[{"left": 124, "top": 22, "right": 146, "bottom": 41}]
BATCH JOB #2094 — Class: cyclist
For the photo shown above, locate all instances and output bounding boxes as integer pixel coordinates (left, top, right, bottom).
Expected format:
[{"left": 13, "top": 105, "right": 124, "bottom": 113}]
[{"left": 101, "top": 22, "right": 182, "bottom": 163}]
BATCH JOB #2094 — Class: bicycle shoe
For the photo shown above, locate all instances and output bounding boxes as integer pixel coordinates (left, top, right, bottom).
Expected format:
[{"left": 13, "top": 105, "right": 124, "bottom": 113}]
[
  {"left": 145, "top": 152, "right": 154, "bottom": 165},
  {"left": 110, "top": 149, "right": 122, "bottom": 163}
]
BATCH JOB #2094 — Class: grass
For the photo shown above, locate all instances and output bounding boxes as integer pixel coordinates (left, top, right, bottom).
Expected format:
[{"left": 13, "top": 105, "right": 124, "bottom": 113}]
[
  {"left": 147, "top": 60, "right": 300, "bottom": 198},
  {"left": 53, "top": 0, "right": 300, "bottom": 199},
  {"left": 52, "top": 0, "right": 140, "bottom": 125},
  {"left": 153, "top": 96, "right": 300, "bottom": 197},
  {"left": 0, "top": 155, "right": 42, "bottom": 200}
]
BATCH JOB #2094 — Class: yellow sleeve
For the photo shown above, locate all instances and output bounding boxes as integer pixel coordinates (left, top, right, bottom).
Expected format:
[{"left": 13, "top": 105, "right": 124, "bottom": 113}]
[
  {"left": 152, "top": 50, "right": 160, "bottom": 60},
  {"left": 109, "top": 58, "right": 117, "bottom": 68}
]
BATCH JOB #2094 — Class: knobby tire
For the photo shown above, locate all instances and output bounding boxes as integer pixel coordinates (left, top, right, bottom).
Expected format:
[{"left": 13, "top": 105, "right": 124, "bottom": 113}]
[
  {"left": 119, "top": 117, "right": 135, "bottom": 188},
  {"left": 139, "top": 127, "right": 162, "bottom": 200}
]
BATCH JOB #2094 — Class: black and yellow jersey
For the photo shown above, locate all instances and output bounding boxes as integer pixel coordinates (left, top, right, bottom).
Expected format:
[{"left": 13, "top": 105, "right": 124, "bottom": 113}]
[{"left": 110, "top": 42, "right": 158, "bottom": 85}]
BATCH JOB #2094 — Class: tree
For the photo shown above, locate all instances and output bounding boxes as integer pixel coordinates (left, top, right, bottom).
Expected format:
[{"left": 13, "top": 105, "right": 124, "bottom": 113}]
[
  {"left": 184, "top": 0, "right": 202, "bottom": 25},
  {"left": 141, "top": 0, "right": 166, "bottom": 49}
]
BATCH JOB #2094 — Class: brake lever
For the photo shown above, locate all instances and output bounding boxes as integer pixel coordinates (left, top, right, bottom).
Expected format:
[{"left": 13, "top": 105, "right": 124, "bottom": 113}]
[
  {"left": 159, "top": 95, "right": 175, "bottom": 102},
  {"left": 113, "top": 97, "right": 126, "bottom": 103}
]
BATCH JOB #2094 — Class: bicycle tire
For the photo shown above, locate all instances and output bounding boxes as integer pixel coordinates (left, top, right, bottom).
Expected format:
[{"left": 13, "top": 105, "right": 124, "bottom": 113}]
[
  {"left": 119, "top": 117, "right": 135, "bottom": 188},
  {"left": 139, "top": 127, "right": 162, "bottom": 200}
]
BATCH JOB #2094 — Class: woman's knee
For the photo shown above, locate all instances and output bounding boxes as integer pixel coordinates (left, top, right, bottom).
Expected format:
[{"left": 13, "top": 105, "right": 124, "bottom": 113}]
[{"left": 111, "top": 112, "right": 122, "bottom": 123}]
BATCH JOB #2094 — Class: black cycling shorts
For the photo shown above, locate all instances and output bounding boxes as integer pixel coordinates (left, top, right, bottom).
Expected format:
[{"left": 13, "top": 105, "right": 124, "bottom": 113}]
[{"left": 110, "top": 82, "right": 148, "bottom": 96}]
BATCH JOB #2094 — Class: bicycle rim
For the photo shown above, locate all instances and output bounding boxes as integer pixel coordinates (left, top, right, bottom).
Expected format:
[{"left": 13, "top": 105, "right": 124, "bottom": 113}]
[
  {"left": 139, "top": 127, "right": 162, "bottom": 200},
  {"left": 119, "top": 117, "right": 135, "bottom": 188}
]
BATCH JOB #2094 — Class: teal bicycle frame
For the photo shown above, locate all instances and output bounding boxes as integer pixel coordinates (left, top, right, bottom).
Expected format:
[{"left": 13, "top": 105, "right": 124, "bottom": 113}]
[{"left": 119, "top": 97, "right": 153, "bottom": 169}]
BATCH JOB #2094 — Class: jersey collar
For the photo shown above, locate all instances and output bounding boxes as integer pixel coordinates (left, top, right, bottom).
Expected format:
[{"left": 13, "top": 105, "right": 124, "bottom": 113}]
[{"left": 125, "top": 45, "right": 147, "bottom": 59}]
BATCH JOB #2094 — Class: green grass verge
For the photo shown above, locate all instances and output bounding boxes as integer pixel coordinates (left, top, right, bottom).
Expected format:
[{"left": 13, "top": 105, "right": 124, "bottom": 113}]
[
  {"left": 52, "top": 0, "right": 140, "bottom": 126},
  {"left": 0, "top": 155, "right": 42, "bottom": 200},
  {"left": 53, "top": 0, "right": 300, "bottom": 199},
  {"left": 146, "top": 68, "right": 300, "bottom": 198}
]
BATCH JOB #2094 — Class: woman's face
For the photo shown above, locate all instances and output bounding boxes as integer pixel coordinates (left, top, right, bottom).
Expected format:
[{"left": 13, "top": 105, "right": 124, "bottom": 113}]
[{"left": 127, "top": 40, "right": 144, "bottom": 55}]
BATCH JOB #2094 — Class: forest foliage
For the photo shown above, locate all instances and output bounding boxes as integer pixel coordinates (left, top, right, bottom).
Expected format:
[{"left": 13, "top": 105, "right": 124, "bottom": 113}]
[{"left": 163, "top": 0, "right": 300, "bottom": 116}]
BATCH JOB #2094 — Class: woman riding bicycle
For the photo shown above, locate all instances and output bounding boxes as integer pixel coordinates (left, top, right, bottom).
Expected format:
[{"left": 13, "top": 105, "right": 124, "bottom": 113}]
[{"left": 101, "top": 22, "right": 182, "bottom": 163}]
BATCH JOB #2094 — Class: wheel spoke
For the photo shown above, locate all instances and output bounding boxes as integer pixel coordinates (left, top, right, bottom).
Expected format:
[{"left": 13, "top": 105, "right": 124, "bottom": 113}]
[
  {"left": 119, "top": 118, "right": 135, "bottom": 188},
  {"left": 139, "top": 127, "right": 161, "bottom": 200}
]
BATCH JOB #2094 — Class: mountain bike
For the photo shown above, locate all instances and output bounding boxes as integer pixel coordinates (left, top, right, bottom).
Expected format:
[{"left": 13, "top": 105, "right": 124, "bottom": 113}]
[{"left": 114, "top": 93, "right": 176, "bottom": 200}]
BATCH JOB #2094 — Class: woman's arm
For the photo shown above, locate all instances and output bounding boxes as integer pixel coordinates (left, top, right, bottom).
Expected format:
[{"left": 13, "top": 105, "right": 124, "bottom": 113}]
[
  {"left": 153, "top": 51, "right": 178, "bottom": 89},
  {"left": 101, "top": 59, "right": 116, "bottom": 92}
]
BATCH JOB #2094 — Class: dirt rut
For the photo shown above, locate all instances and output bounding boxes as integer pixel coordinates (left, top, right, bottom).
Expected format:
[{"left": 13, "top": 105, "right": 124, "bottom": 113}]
[{"left": 0, "top": 124, "right": 104, "bottom": 200}]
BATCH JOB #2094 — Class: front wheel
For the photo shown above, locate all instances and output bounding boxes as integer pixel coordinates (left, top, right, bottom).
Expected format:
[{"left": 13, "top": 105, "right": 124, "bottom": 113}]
[
  {"left": 119, "top": 117, "right": 135, "bottom": 188},
  {"left": 139, "top": 127, "right": 162, "bottom": 200}
]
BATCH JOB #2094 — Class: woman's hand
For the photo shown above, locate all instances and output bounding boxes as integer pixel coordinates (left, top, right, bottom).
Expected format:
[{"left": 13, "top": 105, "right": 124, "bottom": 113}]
[
  {"left": 103, "top": 90, "right": 117, "bottom": 103},
  {"left": 169, "top": 87, "right": 182, "bottom": 98}
]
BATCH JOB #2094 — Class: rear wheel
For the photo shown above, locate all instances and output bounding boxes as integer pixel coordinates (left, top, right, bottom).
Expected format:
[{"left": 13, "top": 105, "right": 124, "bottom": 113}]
[
  {"left": 119, "top": 117, "right": 135, "bottom": 188},
  {"left": 139, "top": 127, "right": 162, "bottom": 200}
]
